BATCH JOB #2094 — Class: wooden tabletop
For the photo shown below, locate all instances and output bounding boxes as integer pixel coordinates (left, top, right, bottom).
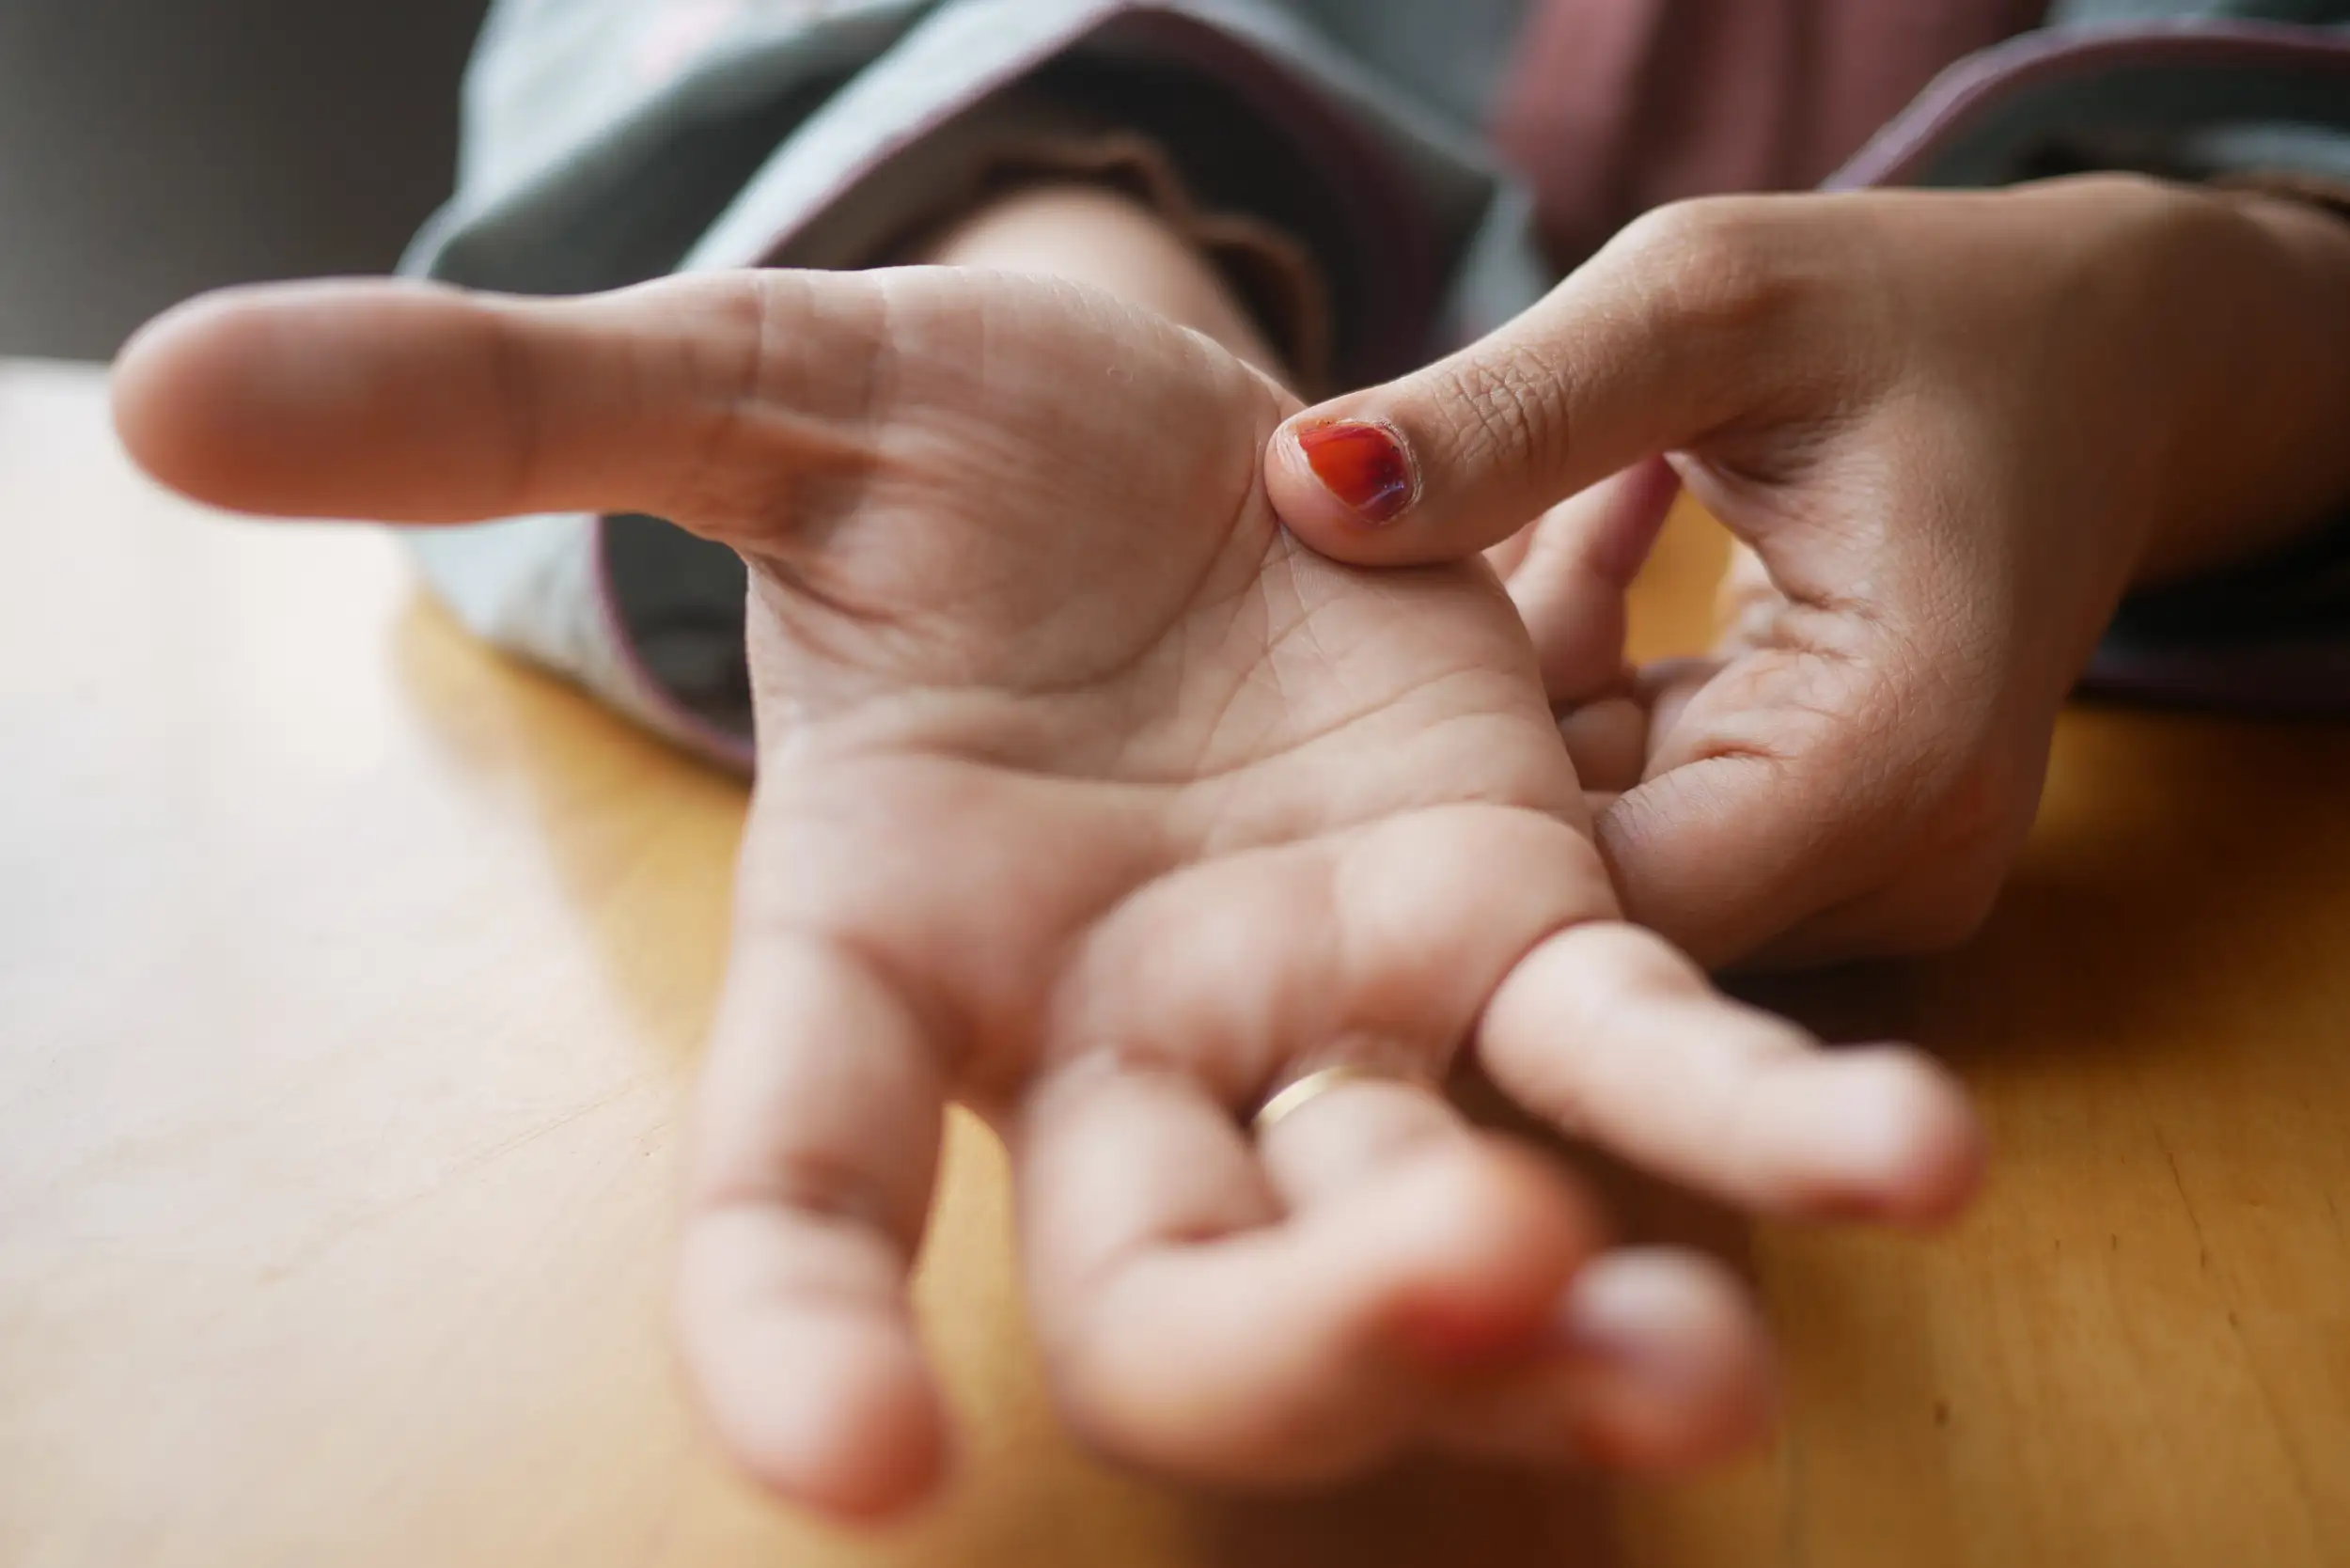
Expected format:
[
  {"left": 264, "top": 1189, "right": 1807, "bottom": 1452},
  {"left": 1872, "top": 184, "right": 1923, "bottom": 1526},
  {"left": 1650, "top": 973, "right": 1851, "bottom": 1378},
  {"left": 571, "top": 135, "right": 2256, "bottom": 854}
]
[{"left": 7, "top": 356, "right": 2348, "bottom": 1567}]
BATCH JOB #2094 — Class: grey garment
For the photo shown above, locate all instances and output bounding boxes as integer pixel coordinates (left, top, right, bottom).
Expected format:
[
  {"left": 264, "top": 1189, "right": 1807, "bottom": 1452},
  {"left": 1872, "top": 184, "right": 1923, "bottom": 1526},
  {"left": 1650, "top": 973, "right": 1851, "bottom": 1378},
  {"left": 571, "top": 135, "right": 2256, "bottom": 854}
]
[
  {"left": 1839, "top": 6, "right": 2350, "bottom": 190},
  {"left": 400, "top": 0, "right": 2350, "bottom": 764}
]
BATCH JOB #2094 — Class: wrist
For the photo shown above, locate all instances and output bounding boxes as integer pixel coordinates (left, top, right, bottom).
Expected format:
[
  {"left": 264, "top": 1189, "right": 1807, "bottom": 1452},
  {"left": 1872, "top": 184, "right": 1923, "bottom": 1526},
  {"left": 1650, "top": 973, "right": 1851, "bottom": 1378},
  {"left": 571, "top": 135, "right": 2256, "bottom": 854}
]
[{"left": 2131, "top": 180, "right": 2350, "bottom": 585}]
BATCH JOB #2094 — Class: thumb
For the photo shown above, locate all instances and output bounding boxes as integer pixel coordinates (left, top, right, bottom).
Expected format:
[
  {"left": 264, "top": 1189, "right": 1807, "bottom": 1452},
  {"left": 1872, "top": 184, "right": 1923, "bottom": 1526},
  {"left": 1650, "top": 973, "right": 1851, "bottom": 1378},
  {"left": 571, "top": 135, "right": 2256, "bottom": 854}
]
[
  {"left": 1266, "top": 200, "right": 1810, "bottom": 566},
  {"left": 111, "top": 272, "right": 887, "bottom": 541}
]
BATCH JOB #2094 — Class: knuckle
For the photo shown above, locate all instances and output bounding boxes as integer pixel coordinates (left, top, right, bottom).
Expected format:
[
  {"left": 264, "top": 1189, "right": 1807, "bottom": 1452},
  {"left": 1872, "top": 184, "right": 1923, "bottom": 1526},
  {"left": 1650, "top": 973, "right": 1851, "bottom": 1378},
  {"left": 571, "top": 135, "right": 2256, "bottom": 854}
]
[
  {"left": 1557, "top": 919, "right": 1699, "bottom": 995},
  {"left": 1606, "top": 196, "right": 1818, "bottom": 349},
  {"left": 1609, "top": 196, "right": 1735, "bottom": 263},
  {"left": 660, "top": 273, "right": 889, "bottom": 543},
  {"left": 1499, "top": 921, "right": 1699, "bottom": 1068},
  {"left": 652, "top": 274, "right": 790, "bottom": 530}
]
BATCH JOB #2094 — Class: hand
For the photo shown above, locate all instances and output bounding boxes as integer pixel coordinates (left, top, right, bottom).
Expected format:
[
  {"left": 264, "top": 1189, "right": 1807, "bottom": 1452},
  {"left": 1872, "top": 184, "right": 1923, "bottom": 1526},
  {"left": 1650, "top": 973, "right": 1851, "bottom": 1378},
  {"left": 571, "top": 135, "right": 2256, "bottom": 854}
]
[
  {"left": 1269, "top": 175, "right": 2350, "bottom": 967},
  {"left": 113, "top": 266, "right": 1980, "bottom": 1517}
]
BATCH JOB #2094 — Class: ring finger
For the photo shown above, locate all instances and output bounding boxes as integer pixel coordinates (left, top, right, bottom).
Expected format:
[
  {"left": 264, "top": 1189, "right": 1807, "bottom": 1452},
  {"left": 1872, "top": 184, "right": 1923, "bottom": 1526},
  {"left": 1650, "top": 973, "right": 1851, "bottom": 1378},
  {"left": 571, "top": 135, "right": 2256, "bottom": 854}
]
[{"left": 1252, "top": 1057, "right": 1778, "bottom": 1470}]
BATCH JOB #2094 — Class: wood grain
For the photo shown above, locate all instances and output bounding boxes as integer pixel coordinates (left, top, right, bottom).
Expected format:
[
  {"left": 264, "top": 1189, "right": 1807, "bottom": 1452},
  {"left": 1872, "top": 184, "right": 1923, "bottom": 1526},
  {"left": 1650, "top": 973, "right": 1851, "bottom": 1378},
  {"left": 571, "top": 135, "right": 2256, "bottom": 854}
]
[{"left": 5, "top": 361, "right": 2346, "bottom": 1566}]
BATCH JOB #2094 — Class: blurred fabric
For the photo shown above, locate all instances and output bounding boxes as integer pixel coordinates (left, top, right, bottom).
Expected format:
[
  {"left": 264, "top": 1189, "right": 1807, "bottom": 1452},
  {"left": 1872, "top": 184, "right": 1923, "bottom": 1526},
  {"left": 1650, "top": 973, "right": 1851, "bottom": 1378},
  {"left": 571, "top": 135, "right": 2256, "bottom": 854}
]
[{"left": 0, "top": 0, "right": 491, "bottom": 359}]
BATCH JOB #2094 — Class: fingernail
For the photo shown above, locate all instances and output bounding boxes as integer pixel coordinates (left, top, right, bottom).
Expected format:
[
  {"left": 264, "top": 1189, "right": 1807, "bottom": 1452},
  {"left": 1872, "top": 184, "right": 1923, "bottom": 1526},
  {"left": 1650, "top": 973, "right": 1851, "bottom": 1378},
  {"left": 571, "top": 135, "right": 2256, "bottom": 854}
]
[
  {"left": 1295, "top": 419, "right": 1416, "bottom": 525},
  {"left": 1559, "top": 1265, "right": 1696, "bottom": 1388}
]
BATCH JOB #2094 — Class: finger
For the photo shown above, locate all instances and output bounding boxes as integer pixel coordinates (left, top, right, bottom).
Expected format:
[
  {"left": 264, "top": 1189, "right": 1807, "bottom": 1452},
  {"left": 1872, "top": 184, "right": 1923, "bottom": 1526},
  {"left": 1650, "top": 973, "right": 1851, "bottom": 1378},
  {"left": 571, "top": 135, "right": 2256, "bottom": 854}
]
[
  {"left": 1010, "top": 1056, "right": 1597, "bottom": 1485},
  {"left": 1251, "top": 1064, "right": 1600, "bottom": 1368},
  {"left": 1251, "top": 1064, "right": 1480, "bottom": 1208},
  {"left": 675, "top": 929, "right": 951, "bottom": 1520},
  {"left": 1611, "top": 519, "right": 2043, "bottom": 966},
  {"left": 1655, "top": 618, "right": 2029, "bottom": 967},
  {"left": 1479, "top": 922, "right": 1984, "bottom": 1225},
  {"left": 1630, "top": 655, "right": 1725, "bottom": 756},
  {"left": 1556, "top": 1250, "right": 1776, "bottom": 1470},
  {"left": 1506, "top": 457, "right": 1682, "bottom": 703},
  {"left": 1559, "top": 652, "right": 1720, "bottom": 804},
  {"left": 1596, "top": 634, "right": 1917, "bottom": 966},
  {"left": 1266, "top": 199, "right": 1810, "bottom": 564},
  {"left": 1557, "top": 698, "right": 1648, "bottom": 797},
  {"left": 1257, "top": 1070, "right": 1776, "bottom": 1472},
  {"left": 1600, "top": 749, "right": 1845, "bottom": 967},
  {"left": 1430, "top": 1248, "right": 1776, "bottom": 1472},
  {"left": 111, "top": 272, "right": 885, "bottom": 535}
]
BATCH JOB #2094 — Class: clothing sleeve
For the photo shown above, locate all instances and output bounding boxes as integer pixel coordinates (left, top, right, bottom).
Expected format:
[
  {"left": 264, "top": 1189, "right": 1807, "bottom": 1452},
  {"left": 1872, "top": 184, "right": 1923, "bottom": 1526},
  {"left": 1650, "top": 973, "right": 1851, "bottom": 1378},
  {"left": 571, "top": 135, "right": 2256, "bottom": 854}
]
[
  {"left": 1828, "top": 1, "right": 2350, "bottom": 711},
  {"left": 399, "top": 0, "right": 1544, "bottom": 768}
]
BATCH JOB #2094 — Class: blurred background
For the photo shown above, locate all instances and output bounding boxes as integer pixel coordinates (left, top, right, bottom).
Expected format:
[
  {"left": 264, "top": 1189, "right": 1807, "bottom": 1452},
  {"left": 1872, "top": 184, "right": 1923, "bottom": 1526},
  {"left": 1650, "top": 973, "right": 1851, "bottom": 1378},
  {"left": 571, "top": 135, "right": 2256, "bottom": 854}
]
[{"left": 0, "top": 0, "right": 492, "bottom": 360}]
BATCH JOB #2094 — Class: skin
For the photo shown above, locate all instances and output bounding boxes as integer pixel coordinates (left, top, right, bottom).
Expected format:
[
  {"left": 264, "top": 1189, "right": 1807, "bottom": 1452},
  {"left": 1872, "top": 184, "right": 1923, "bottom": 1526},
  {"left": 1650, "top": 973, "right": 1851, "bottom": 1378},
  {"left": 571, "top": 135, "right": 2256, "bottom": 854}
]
[
  {"left": 1269, "top": 175, "right": 2350, "bottom": 968},
  {"left": 110, "top": 187, "right": 1982, "bottom": 1520}
]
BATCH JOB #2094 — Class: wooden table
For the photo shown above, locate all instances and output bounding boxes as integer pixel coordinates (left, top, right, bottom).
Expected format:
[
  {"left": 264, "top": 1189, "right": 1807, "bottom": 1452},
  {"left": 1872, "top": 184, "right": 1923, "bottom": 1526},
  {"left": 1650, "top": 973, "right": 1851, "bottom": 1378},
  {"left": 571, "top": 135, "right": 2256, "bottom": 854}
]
[{"left": 6, "top": 356, "right": 2348, "bottom": 1567}]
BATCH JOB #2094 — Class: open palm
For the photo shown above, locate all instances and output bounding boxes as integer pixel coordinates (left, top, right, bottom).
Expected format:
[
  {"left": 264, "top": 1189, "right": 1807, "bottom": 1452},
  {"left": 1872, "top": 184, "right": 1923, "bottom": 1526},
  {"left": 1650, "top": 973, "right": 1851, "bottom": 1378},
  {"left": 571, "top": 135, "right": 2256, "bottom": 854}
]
[{"left": 115, "top": 266, "right": 1980, "bottom": 1517}]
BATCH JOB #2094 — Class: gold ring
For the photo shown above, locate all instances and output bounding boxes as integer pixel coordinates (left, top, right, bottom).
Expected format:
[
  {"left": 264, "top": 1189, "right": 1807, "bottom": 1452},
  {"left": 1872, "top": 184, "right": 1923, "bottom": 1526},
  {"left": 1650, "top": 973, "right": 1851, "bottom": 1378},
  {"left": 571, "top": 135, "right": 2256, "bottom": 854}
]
[{"left": 1250, "top": 1063, "right": 1406, "bottom": 1137}]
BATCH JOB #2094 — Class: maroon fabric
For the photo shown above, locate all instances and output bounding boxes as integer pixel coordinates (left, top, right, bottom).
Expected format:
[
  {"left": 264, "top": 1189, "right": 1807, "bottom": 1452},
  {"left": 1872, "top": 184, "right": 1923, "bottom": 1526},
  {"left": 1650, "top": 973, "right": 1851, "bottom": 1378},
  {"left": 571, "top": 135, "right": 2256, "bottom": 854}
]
[{"left": 1492, "top": 0, "right": 2048, "bottom": 261}]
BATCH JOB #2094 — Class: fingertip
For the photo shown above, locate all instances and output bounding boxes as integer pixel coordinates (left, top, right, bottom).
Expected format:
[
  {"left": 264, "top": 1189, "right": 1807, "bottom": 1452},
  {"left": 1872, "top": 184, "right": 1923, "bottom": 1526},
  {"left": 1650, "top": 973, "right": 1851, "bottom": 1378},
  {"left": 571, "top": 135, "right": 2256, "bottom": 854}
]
[
  {"left": 1742, "top": 1046, "right": 1987, "bottom": 1228},
  {"left": 675, "top": 1189, "right": 952, "bottom": 1522},
  {"left": 111, "top": 278, "right": 462, "bottom": 517},
  {"left": 1264, "top": 412, "right": 1421, "bottom": 561},
  {"left": 1376, "top": 1138, "right": 1606, "bottom": 1368},
  {"left": 1819, "top": 1047, "right": 1987, "bottom": 1229},
  {"left": 688, "top": 1303, "right": 952, "bottom": 1522},
  {"left": 1264, "top": 407, "right": 1545, "bottom": 570},
  {"left": 1561, "top": 1250, "right": 1777, "bottom": 1471},
  {"left": 111, "top": 286, "right": 266, "bottom": 500}
]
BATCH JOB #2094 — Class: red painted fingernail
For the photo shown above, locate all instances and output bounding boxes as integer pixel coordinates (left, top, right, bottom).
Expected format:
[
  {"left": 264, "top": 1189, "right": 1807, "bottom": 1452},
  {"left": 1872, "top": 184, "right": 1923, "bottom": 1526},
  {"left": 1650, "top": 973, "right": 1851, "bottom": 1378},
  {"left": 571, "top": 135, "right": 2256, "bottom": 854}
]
[{"left": 1295, "top": 420, "right": 1416, "bottom": 525}]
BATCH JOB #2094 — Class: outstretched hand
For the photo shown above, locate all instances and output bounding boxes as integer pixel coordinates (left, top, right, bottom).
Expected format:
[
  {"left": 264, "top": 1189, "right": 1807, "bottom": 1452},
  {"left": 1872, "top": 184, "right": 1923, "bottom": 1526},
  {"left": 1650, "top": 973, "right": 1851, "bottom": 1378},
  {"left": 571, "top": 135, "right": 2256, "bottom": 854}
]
[{"left": 114, "top": 266, "right": 1980, "bottom": 1517}]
